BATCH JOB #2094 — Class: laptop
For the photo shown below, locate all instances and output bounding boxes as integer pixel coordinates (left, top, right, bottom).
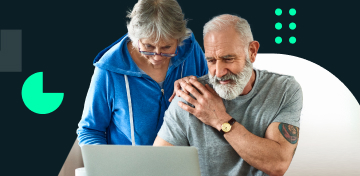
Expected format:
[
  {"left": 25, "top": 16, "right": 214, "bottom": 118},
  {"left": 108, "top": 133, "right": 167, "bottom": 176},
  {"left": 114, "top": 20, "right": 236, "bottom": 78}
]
[{"left": 81, "top": 145, "right": 201, "bottom": 176}]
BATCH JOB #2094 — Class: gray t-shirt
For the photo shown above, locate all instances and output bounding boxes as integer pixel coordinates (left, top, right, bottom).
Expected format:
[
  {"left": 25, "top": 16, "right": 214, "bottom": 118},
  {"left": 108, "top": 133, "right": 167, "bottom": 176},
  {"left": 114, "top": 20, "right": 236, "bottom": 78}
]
[{"left": 157, "top": 69, "right": 303, "bottom": 176}]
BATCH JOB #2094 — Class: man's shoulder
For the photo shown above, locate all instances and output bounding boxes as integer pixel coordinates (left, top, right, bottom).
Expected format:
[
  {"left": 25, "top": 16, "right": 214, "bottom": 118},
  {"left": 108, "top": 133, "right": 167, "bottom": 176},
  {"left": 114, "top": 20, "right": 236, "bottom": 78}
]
[
  {"left": 257, "top": 69, "right": 294, "bottom": 80},
  {"left": 166, "top": 76, "right": 209, "bottom": 120},
  {"left": 256, "top": 69, "right": 301, "bottom": 90},
  {"left": 197, "top": 75, "right": 210, "bottom": 85},
  {"left": 166, "top": 96, "right": 192, "bottom": 120}
]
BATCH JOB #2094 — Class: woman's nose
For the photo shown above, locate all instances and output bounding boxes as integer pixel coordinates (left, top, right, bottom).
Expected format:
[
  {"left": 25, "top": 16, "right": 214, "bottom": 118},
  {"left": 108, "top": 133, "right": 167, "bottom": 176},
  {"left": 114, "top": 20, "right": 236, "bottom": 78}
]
[
  {"left": 154, "top": 47, "right": 162, "bottom": 55},
  {"left": 154, "top": 54, "right": 163, "bottom": 60}
]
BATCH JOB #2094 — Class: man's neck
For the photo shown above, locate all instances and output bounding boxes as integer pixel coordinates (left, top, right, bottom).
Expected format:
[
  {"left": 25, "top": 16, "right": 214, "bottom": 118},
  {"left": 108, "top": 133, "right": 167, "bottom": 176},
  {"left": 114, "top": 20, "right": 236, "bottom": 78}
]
[{"left": 240, "top": 69, "right": 256, "bottom": 96}]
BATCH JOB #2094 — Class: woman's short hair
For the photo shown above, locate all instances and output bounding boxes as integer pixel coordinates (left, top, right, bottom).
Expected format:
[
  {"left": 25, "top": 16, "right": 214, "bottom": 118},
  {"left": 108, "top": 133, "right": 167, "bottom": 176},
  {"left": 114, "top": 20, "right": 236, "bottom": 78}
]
[{"left": 127, "top": 0, "right": 191, "bottom": 48}]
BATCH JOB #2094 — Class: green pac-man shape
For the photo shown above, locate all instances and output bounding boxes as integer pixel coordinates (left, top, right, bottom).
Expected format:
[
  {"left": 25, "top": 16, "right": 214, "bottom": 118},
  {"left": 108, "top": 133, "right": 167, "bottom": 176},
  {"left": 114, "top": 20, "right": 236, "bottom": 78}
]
[{"left": 22, "top": 72, "right": 64, "bottom": 114}]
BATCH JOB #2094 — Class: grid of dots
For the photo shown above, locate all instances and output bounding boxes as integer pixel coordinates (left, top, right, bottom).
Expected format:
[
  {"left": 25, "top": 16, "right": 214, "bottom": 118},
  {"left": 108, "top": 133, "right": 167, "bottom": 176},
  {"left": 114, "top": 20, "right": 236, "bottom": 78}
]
[{"left": 275, "top": 8, "right": 297, "bottom": 44}]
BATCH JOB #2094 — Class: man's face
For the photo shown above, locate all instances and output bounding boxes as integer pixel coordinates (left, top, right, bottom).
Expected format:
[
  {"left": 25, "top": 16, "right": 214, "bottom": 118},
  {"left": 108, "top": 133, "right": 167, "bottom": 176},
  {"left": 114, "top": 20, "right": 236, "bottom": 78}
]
[{"left": 204, "top": 28, "right": 253, "bottom": 100}]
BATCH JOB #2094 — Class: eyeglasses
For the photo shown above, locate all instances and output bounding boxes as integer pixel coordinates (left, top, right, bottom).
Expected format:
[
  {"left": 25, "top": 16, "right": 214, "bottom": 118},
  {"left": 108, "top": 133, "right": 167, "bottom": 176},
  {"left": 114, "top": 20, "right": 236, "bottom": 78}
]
[{"left": 138, "top": 40, "right": 178, "bottom": 57}]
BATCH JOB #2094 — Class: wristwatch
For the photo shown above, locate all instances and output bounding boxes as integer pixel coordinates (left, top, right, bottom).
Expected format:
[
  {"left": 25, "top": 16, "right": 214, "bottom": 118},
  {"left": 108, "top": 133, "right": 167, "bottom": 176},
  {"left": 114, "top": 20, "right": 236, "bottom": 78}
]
[{"left": 220, "top": 118, "right": 236, "bottom": 135}]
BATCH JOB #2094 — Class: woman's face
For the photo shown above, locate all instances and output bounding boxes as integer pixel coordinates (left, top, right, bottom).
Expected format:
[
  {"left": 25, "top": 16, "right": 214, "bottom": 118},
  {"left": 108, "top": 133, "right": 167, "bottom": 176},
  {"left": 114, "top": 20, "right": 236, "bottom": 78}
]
[{"left": 138, "top": 38, "right": 178, "bottom": 66}]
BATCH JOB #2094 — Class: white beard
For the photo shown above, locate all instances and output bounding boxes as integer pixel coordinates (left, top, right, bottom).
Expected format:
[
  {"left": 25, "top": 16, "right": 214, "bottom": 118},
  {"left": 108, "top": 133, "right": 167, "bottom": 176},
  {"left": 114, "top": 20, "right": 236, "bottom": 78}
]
[{"left": 208, "top": 58, "right": 253, "bottom": 100}]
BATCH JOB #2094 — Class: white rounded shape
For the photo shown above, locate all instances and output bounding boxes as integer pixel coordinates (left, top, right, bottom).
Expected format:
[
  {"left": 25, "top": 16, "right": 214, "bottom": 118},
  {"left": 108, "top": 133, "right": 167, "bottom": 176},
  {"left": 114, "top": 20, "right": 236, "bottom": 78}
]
[{"left": 254, "top": 54, "right": 360, "bottom": 175}]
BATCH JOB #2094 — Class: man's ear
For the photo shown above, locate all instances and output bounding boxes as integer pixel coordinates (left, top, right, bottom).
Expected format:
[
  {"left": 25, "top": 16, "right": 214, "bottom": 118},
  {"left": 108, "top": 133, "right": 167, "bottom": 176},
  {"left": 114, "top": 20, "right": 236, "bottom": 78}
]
[{"left": 248, "top": 41, "right": 260, "bottom": 63}]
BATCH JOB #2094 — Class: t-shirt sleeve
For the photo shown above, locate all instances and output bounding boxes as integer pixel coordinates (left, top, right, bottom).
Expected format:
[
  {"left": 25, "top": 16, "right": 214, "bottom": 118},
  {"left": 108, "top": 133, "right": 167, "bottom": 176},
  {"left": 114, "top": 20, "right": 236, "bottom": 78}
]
[
  {"left": 272, "top": 77, "right": 303, "bottom": 128},
  {"left": 157, "top": 96, "right": 190, "bottom": 146}
]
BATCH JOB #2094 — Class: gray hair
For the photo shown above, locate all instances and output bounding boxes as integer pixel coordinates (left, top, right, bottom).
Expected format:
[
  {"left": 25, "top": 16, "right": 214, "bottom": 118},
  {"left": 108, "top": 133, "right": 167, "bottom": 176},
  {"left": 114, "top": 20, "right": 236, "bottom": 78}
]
[
  {"left": 127, "top": 0, "right": 191, "bottom": 48},
  {"left": 203, "top": 14, "right": 253, "bottom": 53}
]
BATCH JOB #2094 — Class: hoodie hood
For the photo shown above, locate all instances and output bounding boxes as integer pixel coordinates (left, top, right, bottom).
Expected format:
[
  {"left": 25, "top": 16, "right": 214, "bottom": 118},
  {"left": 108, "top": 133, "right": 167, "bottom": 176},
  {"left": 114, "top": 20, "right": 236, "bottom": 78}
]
[{"left": 93, "top": 33, "right": 196, "bottom": 77}]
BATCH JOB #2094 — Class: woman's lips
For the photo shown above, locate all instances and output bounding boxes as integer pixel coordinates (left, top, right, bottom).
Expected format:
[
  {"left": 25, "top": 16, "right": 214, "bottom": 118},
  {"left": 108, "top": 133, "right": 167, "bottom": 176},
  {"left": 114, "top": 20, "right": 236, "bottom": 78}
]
[{"left": 151, "top": 59, "right": 164, "bottom": 65}]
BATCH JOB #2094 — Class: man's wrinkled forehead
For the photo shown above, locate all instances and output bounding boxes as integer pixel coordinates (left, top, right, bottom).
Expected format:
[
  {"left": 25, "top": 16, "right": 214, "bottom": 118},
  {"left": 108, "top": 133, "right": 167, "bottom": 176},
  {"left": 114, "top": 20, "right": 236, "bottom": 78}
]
[{"left": 204, "top": 29, "right": 246, "bottom": 57}]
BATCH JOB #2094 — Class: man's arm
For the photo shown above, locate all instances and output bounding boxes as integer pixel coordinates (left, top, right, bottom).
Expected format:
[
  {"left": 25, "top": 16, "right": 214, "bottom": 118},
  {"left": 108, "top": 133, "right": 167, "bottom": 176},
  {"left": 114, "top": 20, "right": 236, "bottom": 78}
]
[
  {"left": 223, "top": 121, "right": 298, "bottom": 176},
  {"left": 153, "top": 136, "right": 174, "bottom": 146},
  {"left": 154, "top": 95, "right": 191, "bottom": 147},
  {"left": 176, "top": 78, "right": 300, "bottom": 176}
]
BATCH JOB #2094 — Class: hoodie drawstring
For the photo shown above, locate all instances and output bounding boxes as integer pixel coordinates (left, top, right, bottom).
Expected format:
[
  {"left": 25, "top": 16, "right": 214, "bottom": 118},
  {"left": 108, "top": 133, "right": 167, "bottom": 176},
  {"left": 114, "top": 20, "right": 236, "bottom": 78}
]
[
  {"left": 124, "top": 75, "right": 135, "bottom": 146},
  {"left": 181, "top": 61, "right": 185, "bottom": 78},
  {"left": 125, "top": 61, "right": 185, "bottom": 146}
]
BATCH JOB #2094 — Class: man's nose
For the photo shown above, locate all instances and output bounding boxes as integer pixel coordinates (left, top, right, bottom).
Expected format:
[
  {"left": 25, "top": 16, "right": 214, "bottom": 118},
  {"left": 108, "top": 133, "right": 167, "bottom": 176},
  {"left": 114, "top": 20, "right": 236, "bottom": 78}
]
[{"left": 215, "top": 61, "right": 228, "bottom": 78}]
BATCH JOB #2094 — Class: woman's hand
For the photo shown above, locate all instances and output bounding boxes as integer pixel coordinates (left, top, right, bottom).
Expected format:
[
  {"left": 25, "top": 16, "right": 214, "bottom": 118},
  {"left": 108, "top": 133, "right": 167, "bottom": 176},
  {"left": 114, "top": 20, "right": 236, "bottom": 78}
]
[{"left": 169, "top": 76, "right": 197, "bottom": 102}]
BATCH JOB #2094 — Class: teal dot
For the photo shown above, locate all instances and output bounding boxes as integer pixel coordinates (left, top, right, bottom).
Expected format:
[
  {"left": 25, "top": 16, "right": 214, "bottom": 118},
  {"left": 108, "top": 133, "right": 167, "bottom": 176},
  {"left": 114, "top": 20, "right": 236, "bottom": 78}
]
[
  {"left": 275, "top": 8, "right": 282, "bottom": 16},
  {"left": 289, "top": 22, "right": 296, "bottom": 30},
  {"left": 289, "top": 36, "right": 296, "bottom": 44},
  {"left": 289, "top": 8, "right": 296, "bottom": 16},
  {"left": 275, "top": 22, "right": 282, "bottom": 30},
  {"left": 275, "top": 36, "right": 282, "bottom": 44}
]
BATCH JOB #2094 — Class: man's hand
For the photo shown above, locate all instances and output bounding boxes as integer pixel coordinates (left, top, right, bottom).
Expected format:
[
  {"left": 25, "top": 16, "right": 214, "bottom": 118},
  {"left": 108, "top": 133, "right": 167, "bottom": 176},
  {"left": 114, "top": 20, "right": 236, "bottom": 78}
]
[
  {"left": 169, "top": 76, "right": 198, "bottom": 102},
  {"left": 176, "top": 79, "right": 231, "bottom": 130}
]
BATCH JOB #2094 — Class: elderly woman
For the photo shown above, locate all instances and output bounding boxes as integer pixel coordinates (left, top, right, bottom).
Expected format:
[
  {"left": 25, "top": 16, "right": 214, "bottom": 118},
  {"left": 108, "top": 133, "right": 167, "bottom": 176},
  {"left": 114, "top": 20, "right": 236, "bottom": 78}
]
[{"left": 77, "top": 0, "right": 207, "bottom": 146}]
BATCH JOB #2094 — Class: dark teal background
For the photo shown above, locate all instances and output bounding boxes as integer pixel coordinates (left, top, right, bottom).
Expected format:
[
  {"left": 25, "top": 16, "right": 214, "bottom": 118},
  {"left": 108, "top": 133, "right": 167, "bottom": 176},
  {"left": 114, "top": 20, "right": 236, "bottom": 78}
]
[{"left": 0, "top": 0, "right": 358, "bottom": 175}]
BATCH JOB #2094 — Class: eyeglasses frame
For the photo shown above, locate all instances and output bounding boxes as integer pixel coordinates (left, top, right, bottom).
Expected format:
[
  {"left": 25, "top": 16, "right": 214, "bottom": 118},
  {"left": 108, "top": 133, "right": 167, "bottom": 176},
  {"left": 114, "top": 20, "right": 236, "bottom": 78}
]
[{"left": 138, "top": 40, "right": 178, "bottom": 57}]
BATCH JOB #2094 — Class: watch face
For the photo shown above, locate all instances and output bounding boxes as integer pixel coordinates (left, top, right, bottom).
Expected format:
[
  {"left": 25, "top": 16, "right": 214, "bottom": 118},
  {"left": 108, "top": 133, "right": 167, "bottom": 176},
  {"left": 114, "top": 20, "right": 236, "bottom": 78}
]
[{"left": 221, "top": 123, "right": 231, "bottom": 132}]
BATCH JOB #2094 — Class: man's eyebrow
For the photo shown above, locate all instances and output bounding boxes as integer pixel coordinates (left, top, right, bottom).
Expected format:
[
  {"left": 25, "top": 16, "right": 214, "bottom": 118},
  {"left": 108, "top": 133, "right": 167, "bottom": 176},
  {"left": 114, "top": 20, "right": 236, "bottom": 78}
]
[
  {"left": 161, "top": 45, "right": 172, "bottom": 48},
  {"left": 220, "top": 55, "right": 236, "bottom": 59},
  {"left": 205, "top": 55, "right": 236, "bottom": 60}
]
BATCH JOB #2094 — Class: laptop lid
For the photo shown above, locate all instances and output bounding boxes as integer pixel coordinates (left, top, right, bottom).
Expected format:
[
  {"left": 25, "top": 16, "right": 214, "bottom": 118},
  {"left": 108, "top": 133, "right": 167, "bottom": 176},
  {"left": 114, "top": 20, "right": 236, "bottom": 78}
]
[{"left": 81, "top": 145, "right": 201, "bottom": 176}]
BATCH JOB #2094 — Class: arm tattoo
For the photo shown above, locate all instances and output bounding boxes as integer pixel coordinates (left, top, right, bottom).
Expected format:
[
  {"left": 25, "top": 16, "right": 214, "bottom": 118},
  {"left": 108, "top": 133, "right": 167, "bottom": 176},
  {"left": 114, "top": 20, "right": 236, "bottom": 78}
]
[{"left": 278, "top": 123, "right": 299, "bottom": 144}]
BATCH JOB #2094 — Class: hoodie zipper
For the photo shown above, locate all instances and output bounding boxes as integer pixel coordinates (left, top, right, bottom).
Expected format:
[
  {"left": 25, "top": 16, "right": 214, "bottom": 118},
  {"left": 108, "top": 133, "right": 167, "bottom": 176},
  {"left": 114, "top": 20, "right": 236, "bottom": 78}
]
[{"left": 161, "top": 89, "right": 164, "bottom": 95}]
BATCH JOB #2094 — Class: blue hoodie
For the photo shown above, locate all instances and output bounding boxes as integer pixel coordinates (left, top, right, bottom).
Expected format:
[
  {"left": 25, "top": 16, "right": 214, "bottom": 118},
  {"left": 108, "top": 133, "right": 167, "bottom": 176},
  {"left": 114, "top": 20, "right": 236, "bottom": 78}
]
[{"left": 77, "top": 33, "right": 208, "bottom": 146}]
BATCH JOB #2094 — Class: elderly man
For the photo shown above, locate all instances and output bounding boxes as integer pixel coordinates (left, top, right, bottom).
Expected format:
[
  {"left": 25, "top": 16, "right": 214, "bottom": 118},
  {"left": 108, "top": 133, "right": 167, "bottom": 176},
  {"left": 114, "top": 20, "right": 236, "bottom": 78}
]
[{"left": 154, "top": 14, "right": 302, "bottom": 176}]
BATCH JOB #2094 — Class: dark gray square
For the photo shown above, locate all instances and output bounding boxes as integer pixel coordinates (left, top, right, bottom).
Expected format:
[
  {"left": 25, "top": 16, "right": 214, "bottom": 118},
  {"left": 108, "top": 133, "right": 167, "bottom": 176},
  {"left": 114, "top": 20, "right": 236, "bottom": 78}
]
[{"left": 0, "top": 30, "right": 22, "bottom": 72}]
